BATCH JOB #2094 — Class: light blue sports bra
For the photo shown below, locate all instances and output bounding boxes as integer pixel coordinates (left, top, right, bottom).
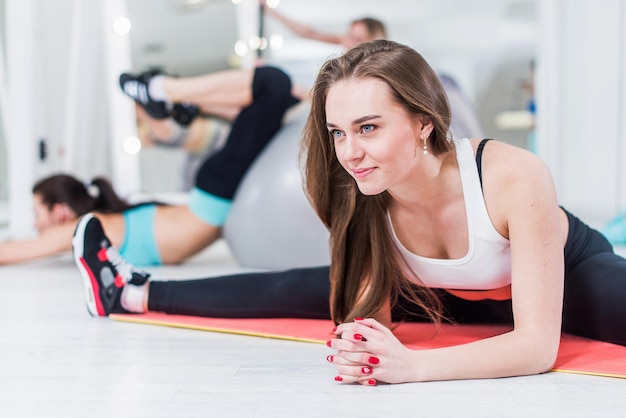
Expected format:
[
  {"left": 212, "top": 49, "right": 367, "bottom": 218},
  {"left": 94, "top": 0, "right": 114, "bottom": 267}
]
[{"left": 388, "top": 138, "right": 512, "bottom": 290}]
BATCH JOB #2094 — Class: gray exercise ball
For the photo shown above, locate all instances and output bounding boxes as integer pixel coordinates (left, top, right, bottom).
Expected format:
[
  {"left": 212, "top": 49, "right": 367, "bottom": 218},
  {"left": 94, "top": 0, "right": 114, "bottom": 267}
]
[{"left": 223, "top": 103, "right": 330, "bottom": 269}]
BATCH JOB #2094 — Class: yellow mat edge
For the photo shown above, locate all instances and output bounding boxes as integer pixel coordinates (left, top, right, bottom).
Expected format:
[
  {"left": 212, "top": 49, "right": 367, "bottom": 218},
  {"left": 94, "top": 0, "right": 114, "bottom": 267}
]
[
  {"left": 109, "top": 314, "right": 326, "bottom": 345},
  {"left": 109, "top": 314, "right": 626, "bottom": 379},
  {"left": 551, "top": 368, "right": 626, "bottom": 379}
]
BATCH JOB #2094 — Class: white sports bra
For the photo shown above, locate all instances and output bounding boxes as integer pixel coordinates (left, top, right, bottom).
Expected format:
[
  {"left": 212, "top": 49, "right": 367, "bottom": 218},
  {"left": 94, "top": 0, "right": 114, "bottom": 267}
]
[{"left": 388, "top": 138, "right": 512, "bottom": 290}]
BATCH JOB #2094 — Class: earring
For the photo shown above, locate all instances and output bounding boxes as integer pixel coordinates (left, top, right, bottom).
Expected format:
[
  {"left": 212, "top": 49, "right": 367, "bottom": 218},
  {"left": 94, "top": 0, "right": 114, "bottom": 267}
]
[{"left": 422, "top": 136, "right": 429, "bottom": 156}]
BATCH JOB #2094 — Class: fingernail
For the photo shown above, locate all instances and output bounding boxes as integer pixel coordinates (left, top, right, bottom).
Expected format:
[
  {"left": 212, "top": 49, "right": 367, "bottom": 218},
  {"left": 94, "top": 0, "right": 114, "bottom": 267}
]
[
  {"left": 334, "top": 375, "right": 343, "bottom": 382},
  {"left": 367, "top": 379, "right": 377, "bottom": 386},
  {"left": 353, "top": 333, "right": 364, "bottom": 341},
  {"left": 326, "top": 340, "right": 332, "bottom": 347},
  {"left": 361, "top": 366, "right": 372, "bottom": 374},
  {"left": 368, "top": 356, "right": 380, "bottom": 365},
  {"left": 326, "top": 355, "right": 334, "bottom": 363},
  {"left": 354, "top": 317, "right": 364, "bottom": 321},
  {"left": 331, "top": 326, "right": 337, "bottom": 333}
]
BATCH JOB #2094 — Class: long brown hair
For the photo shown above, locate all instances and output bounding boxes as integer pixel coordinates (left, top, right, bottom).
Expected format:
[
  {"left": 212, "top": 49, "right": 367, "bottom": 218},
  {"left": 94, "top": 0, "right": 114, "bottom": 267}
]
[
  {"left": 32, "top": 174, "right": 132, "bottom": 215},
  {"left": 302, "top": 40, "right": 453, "bottom": 324}
]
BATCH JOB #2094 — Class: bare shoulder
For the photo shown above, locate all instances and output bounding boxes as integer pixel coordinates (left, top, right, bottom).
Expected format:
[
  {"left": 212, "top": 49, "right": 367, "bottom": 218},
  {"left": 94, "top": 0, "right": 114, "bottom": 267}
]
[
  {"left": 468, "top": 138, "right": 559, "bottom": 237},
  {"left": 468, "top": 138, "right": 552, "bottom": 185}
]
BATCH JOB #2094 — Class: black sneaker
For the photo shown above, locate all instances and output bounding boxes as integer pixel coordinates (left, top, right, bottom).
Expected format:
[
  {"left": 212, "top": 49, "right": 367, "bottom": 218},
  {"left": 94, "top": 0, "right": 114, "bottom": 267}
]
[
  {"left": 119, "top": 70, "right": 170, "bottom": 119},
  {"left": 72, "top": 214, "right": 150, "bottom": 317},
  {"left": 171, "top": 103, "right": 200, "bottom": 126}
]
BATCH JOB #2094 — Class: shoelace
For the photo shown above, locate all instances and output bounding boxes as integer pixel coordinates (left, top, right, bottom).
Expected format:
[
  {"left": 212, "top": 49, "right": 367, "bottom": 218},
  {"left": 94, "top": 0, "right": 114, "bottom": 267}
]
[
  {"left": 104, "top": 245, "right": 142, "bottom": 285},
  {"left": 123, "top": 80, "right": 149, "bottom": 104}
]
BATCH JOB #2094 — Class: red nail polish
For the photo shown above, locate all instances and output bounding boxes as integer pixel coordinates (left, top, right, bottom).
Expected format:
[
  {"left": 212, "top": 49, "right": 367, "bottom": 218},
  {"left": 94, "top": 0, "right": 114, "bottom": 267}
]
[
  {"left": 354, "top": 317, "right": 364, "bottom": 321},
  {"left": 367, "top": 379, "right": 377, "bottom": 386},
  {"left": 326, "top": 355, "right": 334, "bottom": 363},
  {"left": 334, "top": 375, "right": 343, "bottom": 382},
  {"left": 331, "top": 326, "right": 337, "bottom": 333},
  {"left": 361, "top": 366, "right": 372, "bottom": 374},
  {"left": 353, "top": 333, "right": 363, "bottom": 341},
  {"left": 326, "top": 340, "right": 332, "bottom": 347},
  {"left": 368, "top": 356, "right": 380, "bottom": 365}
]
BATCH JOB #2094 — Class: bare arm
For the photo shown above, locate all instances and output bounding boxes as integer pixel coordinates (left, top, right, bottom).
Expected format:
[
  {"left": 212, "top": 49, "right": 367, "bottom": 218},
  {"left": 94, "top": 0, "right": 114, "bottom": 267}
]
[
  {"left": 0, "top": 222, "right": 76, "bottom": 265},
  {"left": 264, "top": 5, "right": 343, "bottom": 45},
  {"left": 331, "top": 143, "right": 564, "bottom": 383}
]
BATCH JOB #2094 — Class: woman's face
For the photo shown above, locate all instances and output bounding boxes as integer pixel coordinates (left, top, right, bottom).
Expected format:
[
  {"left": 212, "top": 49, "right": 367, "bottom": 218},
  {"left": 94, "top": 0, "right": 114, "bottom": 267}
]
[
  {"left": 326, "top": 77, "right": 429, "bottom": 196},
  {"left": 32, "top": 193, "right": 75, "bottom": 233},
  {"left": 33, "top": 194, "right": 57, "bottom": 233}
]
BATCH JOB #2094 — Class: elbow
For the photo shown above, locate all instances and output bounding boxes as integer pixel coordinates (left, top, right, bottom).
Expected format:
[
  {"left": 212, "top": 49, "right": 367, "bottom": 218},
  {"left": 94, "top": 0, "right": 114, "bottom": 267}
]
[
  {"left": 529, "top": 336, "right": 560, "bottom": 375},
  {"left": 535, "top": 352, "right": 558, "bottom": 375}
]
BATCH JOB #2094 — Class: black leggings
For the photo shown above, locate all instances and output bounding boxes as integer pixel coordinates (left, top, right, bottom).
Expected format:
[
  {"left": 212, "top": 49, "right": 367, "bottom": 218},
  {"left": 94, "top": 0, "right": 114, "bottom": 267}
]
[
  {"left": 148, "top": 209, "right": 626, "bottom": 346},
  {"left": 148, "top": 266, "right": 330, "bottom": 319},
  {"left": 194, "top": 66, "right": 299, "bottom": 199}
]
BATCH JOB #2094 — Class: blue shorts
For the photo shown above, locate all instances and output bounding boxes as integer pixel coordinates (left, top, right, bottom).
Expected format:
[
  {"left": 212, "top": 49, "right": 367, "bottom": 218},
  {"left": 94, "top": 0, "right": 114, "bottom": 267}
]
[
  {"left": 119, "top": 204, "right": 163, "bottom": 266},
  {"left": 188, "top": 187, "right": 232, "bottom": 226}
]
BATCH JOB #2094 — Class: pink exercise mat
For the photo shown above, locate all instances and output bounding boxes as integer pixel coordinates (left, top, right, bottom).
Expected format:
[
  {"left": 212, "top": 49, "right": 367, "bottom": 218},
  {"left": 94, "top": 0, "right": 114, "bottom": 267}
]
[{"left": 110, "top": 312, "right": 626, "bottom": 379}]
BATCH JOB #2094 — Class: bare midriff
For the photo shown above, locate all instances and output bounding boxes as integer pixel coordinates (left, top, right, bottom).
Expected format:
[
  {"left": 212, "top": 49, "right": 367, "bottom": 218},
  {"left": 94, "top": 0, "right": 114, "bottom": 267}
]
[{"left": 445, "top": 284, "right": 512, "bottom": 301}]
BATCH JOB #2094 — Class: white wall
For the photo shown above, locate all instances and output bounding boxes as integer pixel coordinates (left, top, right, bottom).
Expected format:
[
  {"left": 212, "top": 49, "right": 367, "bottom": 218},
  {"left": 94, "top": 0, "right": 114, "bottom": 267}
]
[
  {"left": 536, "top": 0, "right": 626, "bottom": 223},
  {"left": 2, "top": 0, "right": 138, "bottom": 237}
]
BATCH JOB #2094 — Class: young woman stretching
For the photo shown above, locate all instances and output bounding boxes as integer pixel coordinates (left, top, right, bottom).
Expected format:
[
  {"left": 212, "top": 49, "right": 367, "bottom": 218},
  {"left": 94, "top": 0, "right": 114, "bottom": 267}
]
[
  {"left": 73, "top": 40, "right": 626, "bottom": 386},
  {"left": 1, "top": 66, "right": 298, "bottom": 266}
]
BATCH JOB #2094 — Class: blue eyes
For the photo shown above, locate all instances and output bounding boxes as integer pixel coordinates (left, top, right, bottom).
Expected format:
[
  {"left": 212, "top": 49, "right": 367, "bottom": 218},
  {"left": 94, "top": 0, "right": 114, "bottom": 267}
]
[{"left": 329, "top": 124, "right": 375, "bottom": 139}]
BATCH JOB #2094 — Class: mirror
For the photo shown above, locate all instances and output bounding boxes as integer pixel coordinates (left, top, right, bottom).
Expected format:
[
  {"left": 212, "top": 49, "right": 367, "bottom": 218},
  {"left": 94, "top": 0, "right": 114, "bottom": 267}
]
[{"left": 127, "top": 0, "right": 537, "bottom": 196}]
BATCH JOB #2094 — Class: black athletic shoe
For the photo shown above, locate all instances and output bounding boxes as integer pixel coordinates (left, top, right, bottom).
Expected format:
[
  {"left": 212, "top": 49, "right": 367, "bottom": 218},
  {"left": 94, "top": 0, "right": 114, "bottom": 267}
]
[
  {"left": 72, "top": 214, "right": 150, "bottom": 317},
  {"left": 119, "top": 70, "right": 170, "bottom": 119},
  {"left": 171, "top": 103, "right": 200, "bottom": 126}
]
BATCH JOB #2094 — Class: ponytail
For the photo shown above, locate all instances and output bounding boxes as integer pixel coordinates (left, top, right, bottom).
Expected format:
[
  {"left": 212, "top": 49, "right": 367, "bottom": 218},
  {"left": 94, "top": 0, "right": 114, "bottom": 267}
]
[
  {"left": 32, "top": 173, "right": 133, "bottom": 217},
  {"left": 89, "top": 177, "right": 132, "bottom": 213}
]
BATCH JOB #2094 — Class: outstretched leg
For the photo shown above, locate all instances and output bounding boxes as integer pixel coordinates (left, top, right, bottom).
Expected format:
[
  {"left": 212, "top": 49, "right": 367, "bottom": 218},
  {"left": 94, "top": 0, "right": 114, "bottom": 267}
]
[
  {"left": 147, "top": 266, "right": 330, "bottom": 319},
  {"left": 73, "top": 214, "right": 330, "bottom": 319}
]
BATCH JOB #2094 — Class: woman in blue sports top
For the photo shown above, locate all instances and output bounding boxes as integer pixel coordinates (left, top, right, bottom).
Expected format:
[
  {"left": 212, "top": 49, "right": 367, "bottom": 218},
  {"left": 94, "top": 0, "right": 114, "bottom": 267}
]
[{"left": 73, "top": 40, "right": 626, "bottom": 386}]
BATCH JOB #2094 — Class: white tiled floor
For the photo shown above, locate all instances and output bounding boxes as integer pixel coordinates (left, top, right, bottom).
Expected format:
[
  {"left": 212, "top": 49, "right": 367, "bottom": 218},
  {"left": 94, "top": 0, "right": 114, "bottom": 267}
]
[{"left": 1, "top": 241, "right": 625, "bottom": 418}]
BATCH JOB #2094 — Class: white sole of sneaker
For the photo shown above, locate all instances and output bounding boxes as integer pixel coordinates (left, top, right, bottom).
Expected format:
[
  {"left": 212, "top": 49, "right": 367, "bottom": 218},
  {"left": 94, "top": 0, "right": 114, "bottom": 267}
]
[{"left": 72, "top": 213, "right": 102, "bottom": 317}]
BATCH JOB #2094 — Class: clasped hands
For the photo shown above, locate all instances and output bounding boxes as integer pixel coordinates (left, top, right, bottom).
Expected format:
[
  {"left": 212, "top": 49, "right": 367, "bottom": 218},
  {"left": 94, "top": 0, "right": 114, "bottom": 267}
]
[{"left": 326, "top": 317, "right": 412, "bottom": 385}]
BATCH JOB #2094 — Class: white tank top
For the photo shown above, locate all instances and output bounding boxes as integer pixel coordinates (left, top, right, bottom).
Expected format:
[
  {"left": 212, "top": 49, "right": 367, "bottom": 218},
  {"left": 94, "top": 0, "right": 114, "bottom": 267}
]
[{"left": 388, "top": 138, "right": 512, "bottom": 290}]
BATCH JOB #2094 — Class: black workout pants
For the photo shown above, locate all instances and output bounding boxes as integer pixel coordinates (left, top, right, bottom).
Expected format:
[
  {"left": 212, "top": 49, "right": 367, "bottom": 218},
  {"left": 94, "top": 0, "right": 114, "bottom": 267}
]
[
  {"left": 148, "top": 210, "right": 626, "bottom": 346},
  {"left": 194, "top": 66, "right": 299, "bottom": 200}
]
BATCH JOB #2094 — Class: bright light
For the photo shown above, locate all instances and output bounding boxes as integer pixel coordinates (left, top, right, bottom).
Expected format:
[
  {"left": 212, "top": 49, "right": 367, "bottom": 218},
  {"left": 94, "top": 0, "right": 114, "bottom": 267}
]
[
  {"left": 270, "top": 34, "right": 284, "bottom": 50},
  {"left": 234, "top": 40, "right": 248, "bottom": 57},
  {"left": 248, "top": 36, "right": 261, "bottom": 50},
  {"left": 231, "top": 0, "right": 243, "bottom": 4},
  {"left": 122, "top": 136, "right": 141, "bottom": 155},
  {"left": 112, "top": 17, "right": 131, "bottom": 35},
  {"left": 258, "top": 37, "right": 268, "bottom": 50},
  {"left": 266, "top": 0, "right": 280, "bottom": 8}
]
